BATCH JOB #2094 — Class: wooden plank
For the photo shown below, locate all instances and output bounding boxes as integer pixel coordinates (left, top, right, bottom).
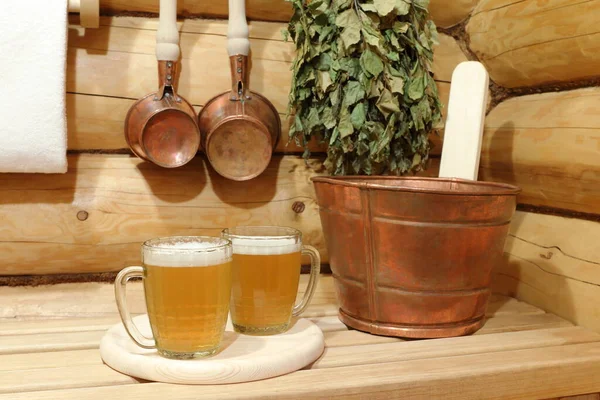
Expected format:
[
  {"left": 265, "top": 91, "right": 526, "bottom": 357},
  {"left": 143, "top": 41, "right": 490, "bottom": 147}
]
[
  {"left": 0, "top": 317, "right": 123, "bottom": 336},
  {"left": 312, "top": 327, "right": 600, "bottom": 369},
  {"left": 548, "top": 395, "right": 600, "bottom": 400},
  {"left": 467, "top": 0, "right": 600, "bottom": 87},
  {"left": 0, "top": 331, "right": 104, "bottom": 355},
  {"left": 3, "top": 342, "right": 600, "bottom": 399},
  {"left": 99, "top": 0, "right": 475, "bottom": 28},
  {"left": 477, "top": 312, "right": 572, "bottom": 333},
  {"left": 67, "top": 94, "right": 310, "bottom": 154},
  {"left": 324, "top": 313, "right": 572, "bottom": 347},
  {"left": 0, "top": 154, "right": 326, "bottom": 275},
  {"left": 67, "top": 85, "right": 449, "bottom": 154},
  {"left": 0, "top": 275, "right": 335, "bottom": 320},
  {"left": 485, "top": 294, "right": 544, "bottom": 316},
  {"left": 0, "top": 312, "right": 573, "bottom": 374},
  {"left": 100, "top": 0, "right": 294, "bottom": 22},
  {"left": 67, "top": 17, "right": 458, "bottom": 115},
  {"left": 0, "top": 153, "right": 441, "bottom": 276},
  {"left": 0, "top": 272, "right": 532, "bottom": 322},
  {"left": 0, "top": 364, "right": 138, "bottom": 395},
  {"left": 66, "top": 17, "right": 459, "bottom": 153},
  {"left": 0, "top": 312, "right": 569, "bottom": 357},
  {"left": 94, "top": 16, "right": 289, "bottom": 41},
  {"left": 0, "top": 349, "right": 99, "bottom": 372},
  {"left": 492, "top": 212, "right": 600, "bottom": 333},
  {"left": 480, "top": 88, "right": 600, "bottom": 215},
  {"left": 0, "top": 315, "right": 346, "bottom": 356},
  {"left": 0, "top": 292, "right": 539, "bottom": 327},
  {"left": 1, "top": 327, "right": 596, "bottom": 395}
]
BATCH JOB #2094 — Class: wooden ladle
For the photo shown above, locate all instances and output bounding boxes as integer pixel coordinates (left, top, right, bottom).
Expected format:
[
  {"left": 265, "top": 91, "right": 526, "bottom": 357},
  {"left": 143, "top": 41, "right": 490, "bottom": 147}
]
[{"left": 124, "top": 0, "right": 200, "bottom": 168}]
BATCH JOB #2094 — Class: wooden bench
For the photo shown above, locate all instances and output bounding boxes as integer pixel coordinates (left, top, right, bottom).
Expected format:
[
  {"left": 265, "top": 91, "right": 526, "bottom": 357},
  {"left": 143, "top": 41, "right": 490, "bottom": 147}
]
[{"left": 2, "top": 275, "right": 600, "bottom": 399}]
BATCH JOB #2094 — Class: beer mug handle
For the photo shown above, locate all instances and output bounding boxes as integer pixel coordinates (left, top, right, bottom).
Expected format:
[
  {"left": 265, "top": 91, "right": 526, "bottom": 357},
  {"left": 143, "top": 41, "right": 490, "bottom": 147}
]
[
  {"left": 115, "top": 266, "right": 156, "bottom": 349},
  {"left": 293, "top": 245, "right": 321, "bottom": 316}
]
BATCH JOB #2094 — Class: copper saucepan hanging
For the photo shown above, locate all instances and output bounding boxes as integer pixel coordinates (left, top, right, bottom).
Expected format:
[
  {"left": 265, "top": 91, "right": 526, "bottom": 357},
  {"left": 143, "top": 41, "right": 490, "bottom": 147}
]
[
  {"left": 198, "top": 0, "right": 281, "bottom": 181},
  {"left": 124, "top": 0, "right": 200, "bottom": 168}
]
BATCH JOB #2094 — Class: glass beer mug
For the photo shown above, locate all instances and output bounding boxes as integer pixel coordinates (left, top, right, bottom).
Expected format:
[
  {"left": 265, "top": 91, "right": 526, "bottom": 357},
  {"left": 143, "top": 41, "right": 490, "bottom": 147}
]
[
  {"left": 114, "top": 236, "right": 232, "bottom": 359},
  {"left": 222, "top": 226, "right": 320, "bottom": 335}
]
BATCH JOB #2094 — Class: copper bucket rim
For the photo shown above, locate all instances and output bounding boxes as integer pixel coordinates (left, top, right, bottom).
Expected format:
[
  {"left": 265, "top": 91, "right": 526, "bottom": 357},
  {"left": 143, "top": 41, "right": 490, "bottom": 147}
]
[{"left": 311, "top": 175, "right": 521, "bottom": 196}]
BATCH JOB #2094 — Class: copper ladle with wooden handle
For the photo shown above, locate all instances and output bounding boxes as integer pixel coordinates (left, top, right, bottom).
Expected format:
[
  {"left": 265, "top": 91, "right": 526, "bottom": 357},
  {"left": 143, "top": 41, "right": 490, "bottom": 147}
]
[
  {"left": 198, "top": 0, "right": 281, "bottom": 181},
  {"left": 124, "top": 0, "right": 200, "bottom": 168}
]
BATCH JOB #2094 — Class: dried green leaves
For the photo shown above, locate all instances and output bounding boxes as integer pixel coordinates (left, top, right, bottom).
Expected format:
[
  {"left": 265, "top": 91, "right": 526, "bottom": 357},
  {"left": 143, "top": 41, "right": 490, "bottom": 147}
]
[{"left": 286, "top": 0, "right": 442, "bottom": 175}]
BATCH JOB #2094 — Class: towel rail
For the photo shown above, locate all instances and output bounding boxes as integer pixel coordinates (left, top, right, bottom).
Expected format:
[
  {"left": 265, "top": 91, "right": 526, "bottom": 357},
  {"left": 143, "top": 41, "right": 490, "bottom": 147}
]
[{"left": 68, "top": 0, "right": 99, "bottom": 28}]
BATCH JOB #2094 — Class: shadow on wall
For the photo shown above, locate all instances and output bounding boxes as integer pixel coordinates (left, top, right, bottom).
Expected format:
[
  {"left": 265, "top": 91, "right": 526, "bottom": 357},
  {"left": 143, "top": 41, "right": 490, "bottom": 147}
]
[
  {"left": 136, "top": 156, "right": 208, "bottom": 203},
  {"left": 479, "top": 121, "right": 517, "bottom": 193},
  {"left": 209, "top": 155, "right": 281, "bottom": 210},
  {"left": 0, "top": 157, "right": 79, "bottom": 205},
  {"left": 486, "top": 119, "right": 520, "bottom": 299},
  {"left": 66, "top": 24, "right": 111, "bottom": 95}
]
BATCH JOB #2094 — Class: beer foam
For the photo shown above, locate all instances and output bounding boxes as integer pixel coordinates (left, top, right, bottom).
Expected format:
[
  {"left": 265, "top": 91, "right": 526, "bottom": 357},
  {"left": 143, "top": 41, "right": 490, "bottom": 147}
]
[
  {"left": 143, "top": 239, "right": 231, "bottom": 267},
  {"left": 229, "top": 237, "right": 301, "bottom": 256}
]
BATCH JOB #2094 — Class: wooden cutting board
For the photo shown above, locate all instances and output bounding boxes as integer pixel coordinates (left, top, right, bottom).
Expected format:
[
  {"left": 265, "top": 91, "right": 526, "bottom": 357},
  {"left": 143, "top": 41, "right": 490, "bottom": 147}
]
[{"left": 99, "top": 314, "right": 325, "bottom": 384}]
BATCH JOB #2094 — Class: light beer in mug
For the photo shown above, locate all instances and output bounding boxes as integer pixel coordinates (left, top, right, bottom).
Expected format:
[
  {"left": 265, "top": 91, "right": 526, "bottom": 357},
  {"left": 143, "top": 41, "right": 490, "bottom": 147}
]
[
  {"left": 223, "top": 226, "right": 321, "bottom": 335},
  {"left": 115, "top": 236, "right": 232, "bottom": 359}
]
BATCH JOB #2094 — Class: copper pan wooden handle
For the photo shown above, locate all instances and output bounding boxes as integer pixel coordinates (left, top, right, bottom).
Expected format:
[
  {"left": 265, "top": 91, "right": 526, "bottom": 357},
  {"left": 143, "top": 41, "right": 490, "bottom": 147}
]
[
  {"left": 227, "top": 0, "right": 250, "bottom": 56},
  {"left": 156, "top": 0, "right": 180, "bottom": 61}
]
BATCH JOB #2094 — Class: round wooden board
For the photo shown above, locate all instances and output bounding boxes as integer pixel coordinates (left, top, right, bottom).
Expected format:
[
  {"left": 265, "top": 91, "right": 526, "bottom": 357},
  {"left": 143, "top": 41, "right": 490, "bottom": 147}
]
[{"left": 100, "top": 314, "right": 325, "bottom": 384}]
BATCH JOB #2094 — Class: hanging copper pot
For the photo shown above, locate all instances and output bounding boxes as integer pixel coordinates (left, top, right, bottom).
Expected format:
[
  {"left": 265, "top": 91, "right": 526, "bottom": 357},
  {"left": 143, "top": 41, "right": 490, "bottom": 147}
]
[
  {"left": 124, "top": 0, "right": 200, "bottom": 168},
  {"left": 197, "top": 0, "right": 280, "bottom": 181}
]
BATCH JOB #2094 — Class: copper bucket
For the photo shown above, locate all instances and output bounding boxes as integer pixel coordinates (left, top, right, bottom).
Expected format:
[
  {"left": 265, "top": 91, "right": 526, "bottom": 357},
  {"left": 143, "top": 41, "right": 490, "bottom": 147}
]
[{"left": 312, "top": 176, "right": 521, "bottom": 339}]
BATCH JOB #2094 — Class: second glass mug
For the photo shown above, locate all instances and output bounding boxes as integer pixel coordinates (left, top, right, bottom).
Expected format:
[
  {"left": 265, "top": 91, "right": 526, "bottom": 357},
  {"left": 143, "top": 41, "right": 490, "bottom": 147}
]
[{"left": 222, "top": 226, "right": 321, "bottom": 335}]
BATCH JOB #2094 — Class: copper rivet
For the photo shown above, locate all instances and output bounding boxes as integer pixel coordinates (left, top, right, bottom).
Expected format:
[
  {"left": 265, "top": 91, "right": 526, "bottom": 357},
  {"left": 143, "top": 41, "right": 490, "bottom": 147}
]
[
  {"left": 167, "top": 75, "right": 172, "bottom": 80},
  {"left": 292, "top": 201, "right": 305, "bottom": 214},
  {"left": 238, "top": 56, "right": 242, "bottom": 61},
  {"left": 77, "top": 211, "right": 89, "bottom": 221}
]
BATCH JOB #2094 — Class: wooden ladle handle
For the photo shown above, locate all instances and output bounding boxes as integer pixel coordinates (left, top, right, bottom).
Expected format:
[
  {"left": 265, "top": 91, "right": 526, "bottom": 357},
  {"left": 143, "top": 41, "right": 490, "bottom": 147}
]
[
  {"left": 227, "top": 0, "right": 250, "bottom": 56},
  {"left": 439, "top": 61, "right": 489, "bottom": 181},
  {"left": 156, "top": 0, "right": 180, "bottom": 61}
]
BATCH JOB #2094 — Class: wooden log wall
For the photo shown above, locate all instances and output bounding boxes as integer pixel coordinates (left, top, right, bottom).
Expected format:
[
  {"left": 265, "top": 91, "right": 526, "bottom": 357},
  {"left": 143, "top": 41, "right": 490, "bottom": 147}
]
[
  {"left": 492, "top": 211, "right": 600, "bottom": 334},
  {"left": 98, "top": 0, "right": 477, "bottom": 28},
  {"left": 1, "top": 13, "right": 454, "bottom": 277},
  {"left": 464, "top": 0, "right": 600, "bottom": 332},
  {"left": 468, "top": 0, "right": 600, "bottom": 88},
  {"left": 2, "top": 0, "right": 600, "bottom": 335}
]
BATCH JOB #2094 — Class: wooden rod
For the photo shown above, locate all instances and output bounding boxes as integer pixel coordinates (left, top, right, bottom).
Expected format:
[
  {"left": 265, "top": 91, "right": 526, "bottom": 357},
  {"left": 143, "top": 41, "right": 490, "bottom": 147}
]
[
  {"left": 68, "top": 0, "right": 99, "bottom": 28},
  {"left": 68, "top": 0, "right": 81, "bottom": 12}
]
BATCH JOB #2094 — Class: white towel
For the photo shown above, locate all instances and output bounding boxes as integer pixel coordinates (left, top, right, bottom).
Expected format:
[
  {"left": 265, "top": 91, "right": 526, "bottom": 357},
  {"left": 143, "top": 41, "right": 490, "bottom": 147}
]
[{"left": 0, "top": 1, "right": 68, "bottom": 173}]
